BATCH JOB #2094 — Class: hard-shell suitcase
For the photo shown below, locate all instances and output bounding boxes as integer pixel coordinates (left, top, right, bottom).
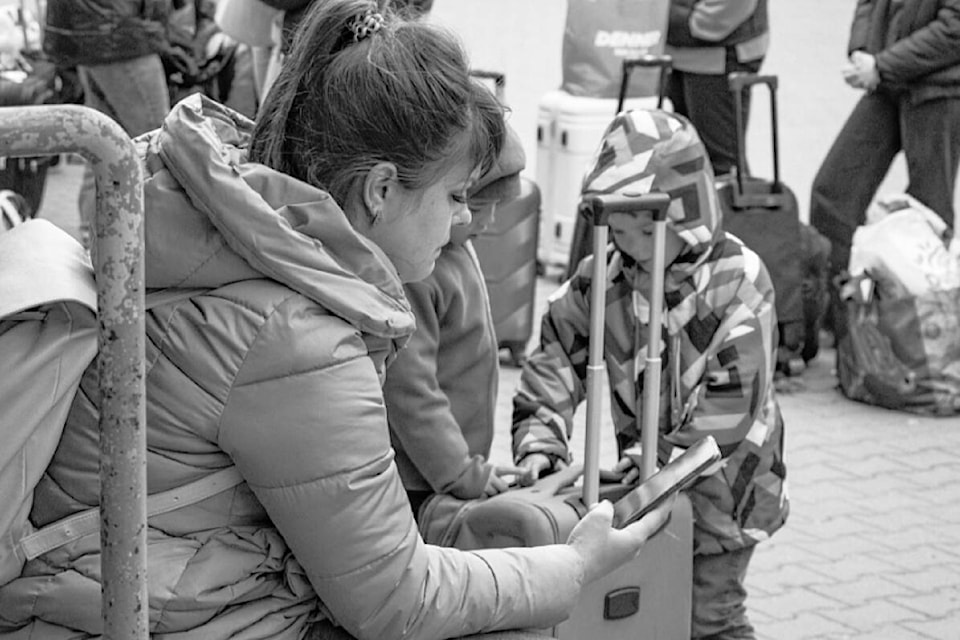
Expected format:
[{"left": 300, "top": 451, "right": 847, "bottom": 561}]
[
  {"left": 536, "top": 56, "right": 671, "bottom": 276},
  {"left": 421, "top": 193, "right": 694, "bottom": 639},
  {"left": 715, "top": 73, "right": 808, "bottom": 375},
  {"left": 564, "top": 56, "right": 672, "bottom": 280},
  {"left": 468, "top": 69, "right": 542, "bottom": 366},
  {"left": 472, "top": 176, "right": 542, "bottom": 366}
]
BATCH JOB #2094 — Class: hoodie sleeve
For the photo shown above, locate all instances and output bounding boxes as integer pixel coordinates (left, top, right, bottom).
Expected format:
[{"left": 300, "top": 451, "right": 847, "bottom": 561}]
[
  {"left": 219, "top": 296, "right": 582, "bottom": 639},
  {"left": 383, "top": 275, "right": 492, "bottom": 499},
  {"left": 512, "top": 272, "right": 592, "bottom": 465}
]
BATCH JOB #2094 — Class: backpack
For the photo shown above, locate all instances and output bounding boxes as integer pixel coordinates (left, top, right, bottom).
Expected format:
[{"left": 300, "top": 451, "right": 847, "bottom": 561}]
[{"left": 0, "top": 219, "right": 242, "bottom": 587}]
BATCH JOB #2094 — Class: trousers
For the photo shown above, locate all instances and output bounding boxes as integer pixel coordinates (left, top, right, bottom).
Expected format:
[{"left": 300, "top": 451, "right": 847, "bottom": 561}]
[
  {"left": 810, "top": 88, "right": 960, "bottom": 277},
  {"left": 691, "top": 545, "right": 756, "bottom": 640},
  {"left": 76, "top": 54, "right": 170, "bottom": 247},
  {"left": 666, "top": 52, "right": 764, "bottom": 177}
]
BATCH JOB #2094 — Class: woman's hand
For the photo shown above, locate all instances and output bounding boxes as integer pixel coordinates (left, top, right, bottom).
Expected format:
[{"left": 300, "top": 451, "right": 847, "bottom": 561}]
[
  {"left": 565, "top": 496, "right": 675, "bottom": 585},
  {"left": 482, "top": 464, "right": 525, "bottom": 496}
]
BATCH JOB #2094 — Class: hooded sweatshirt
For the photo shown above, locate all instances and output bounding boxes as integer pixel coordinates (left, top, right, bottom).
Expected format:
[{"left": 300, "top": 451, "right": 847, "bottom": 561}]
[
  {"left": 512, "top": 109, "right": 788, "bottom": 556},
  {"left": 384, "top": 126, "right": 527, "bottom": 500},
  {"left": 0, "top": 95, "right": 583, "bottom": 640}
]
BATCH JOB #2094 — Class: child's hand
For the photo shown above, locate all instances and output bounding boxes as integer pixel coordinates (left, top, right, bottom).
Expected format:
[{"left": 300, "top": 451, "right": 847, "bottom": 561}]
[
  {"left": 516, "top": 453, "right": 554, "bottom": 487},
  {"left": 483, "top": 464, "right": 525, "bottom": 496},
  {"left": 599, "top": 446, "right": 646, "bottom": 485}
]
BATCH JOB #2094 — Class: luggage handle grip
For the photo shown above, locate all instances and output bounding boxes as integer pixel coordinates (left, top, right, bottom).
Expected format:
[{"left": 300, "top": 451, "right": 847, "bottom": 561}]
[
  {"left": 579, "top": 192, "right": 671, "bottom": 227},
  {"left": 618, "top": 54, "right": 673, "bottom": 114},
  {"left": 727, "top": 72, "right": 781, "bottom": 204},
  {"left": 580, "top": 191, "right": 671, "bottom": 505}
]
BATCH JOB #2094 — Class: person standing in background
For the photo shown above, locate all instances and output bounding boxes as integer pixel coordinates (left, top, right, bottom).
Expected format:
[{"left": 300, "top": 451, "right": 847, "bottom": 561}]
[
  {"left": 43, "top": 0, "right": 175, "bottom": 247},
  {"left": 664, "top": 0, "right": 770, "bottom": 177},
  {"left": 809, "top": 0, "right": 960, "bottom": 342}
]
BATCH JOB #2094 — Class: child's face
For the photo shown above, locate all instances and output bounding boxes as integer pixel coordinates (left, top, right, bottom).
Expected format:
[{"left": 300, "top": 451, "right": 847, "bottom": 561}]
[
  {"left": 450, "top": 200, "right": 497, "bottom": 245},
  {"left": 608, "top": 210, "right": 685, "bottom": 269}
]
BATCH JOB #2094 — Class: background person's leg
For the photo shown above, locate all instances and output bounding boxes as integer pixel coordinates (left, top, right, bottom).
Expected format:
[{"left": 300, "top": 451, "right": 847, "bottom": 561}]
[
  {"left": 901, "top": 96, "right": 960, "bottom": 230},
  {"left": 76, "top": 54, "right": 170, "bottom": 248}
]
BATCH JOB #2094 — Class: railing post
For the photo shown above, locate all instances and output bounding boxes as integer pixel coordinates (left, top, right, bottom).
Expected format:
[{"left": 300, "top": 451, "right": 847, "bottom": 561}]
[{"left": 0, "top": 104, "right": 147, "bottom": 639}]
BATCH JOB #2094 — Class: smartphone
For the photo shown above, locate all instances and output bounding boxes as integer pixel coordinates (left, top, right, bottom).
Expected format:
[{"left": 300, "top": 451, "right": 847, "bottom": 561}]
[{"left": 611, "top": 436, "right": 722, "bottom": 528}]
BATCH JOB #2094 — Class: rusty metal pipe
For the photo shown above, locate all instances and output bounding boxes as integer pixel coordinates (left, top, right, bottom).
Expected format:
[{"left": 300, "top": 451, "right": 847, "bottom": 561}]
[{"left": 0, "top": 104, "right": 147, "bottom": 639}]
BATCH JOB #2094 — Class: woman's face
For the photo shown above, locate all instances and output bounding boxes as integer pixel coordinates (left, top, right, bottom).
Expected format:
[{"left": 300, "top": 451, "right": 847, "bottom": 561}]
[
  {"left": 608, "top": 210, "right": 685, "bottom": 269},
  {"left": 366, "top": 156, "right": 476, "bottom": 282}
]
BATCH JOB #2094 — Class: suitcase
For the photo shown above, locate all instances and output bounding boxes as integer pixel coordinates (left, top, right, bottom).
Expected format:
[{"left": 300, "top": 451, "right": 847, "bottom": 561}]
[
  {"left": 421, "top": 192, "right": 694, "bottom": 639},
  {"left": 564, "top": 55, "right": 673, "bottom": 280},
  {"left": 472, "top": 176, "right": 542, "bottom": 367},
  {"left": 715, "top": 73, "right": 807, "bottom": 375},
  {"left": 469, "top": 70, "right": 542, "bottom": 366},
  {"left": 536, "top": 60, "right": 671, "bottom": 277}
]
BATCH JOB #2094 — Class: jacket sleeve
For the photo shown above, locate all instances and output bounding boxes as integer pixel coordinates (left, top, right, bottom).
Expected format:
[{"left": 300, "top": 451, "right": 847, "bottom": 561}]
[
  {"left": 512, "top": 274, "right": 591, "bottom": 465},
  {"left": 672, "top": 0, "right": 759, "bottom": 42},
  {"left": 383, "top": 277, "right": 492, "bottom": 499},
  {"left": 665, "top": 249, "right": 778, "bottom": 457},
  {"left": 847, "top": 0, "right": 876, "bottom": 54},
  {"left": 875, "top": 1, "right": 960, "bottom": 83},
  {"left": 219, "top": 299, "right": 582, "bottom": 639}
]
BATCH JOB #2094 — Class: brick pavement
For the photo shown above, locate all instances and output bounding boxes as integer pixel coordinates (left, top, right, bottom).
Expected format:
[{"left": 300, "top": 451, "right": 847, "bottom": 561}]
[{"left": 31, "top": 96, "right": 960, "bottom": 640}]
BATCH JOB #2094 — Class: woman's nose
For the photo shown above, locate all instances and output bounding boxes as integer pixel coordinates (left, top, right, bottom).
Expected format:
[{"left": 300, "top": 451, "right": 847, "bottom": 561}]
[{"left": 452, "top": 203, "right": 472, "bottom": 227}]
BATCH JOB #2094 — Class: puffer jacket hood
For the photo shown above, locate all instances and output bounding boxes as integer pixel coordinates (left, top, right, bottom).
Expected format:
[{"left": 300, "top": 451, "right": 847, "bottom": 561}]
[
  {"left": 142, "top": 93, "right": 414, "bottom": 339},
  {"left": 581, "top": 108, "right": 725, "bottom": 280}
]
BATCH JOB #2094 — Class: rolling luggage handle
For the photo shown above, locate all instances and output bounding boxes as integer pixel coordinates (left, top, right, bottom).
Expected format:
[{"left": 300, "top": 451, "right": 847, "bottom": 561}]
[
  {"left": 617, "top": 54, "right": 672, "bottom": 114},
  {"left": 469, "top": 69, "right": 506, "bottom": 103},
  {"left": 728, "top": 72, "right": 784, "bottom": 208},
  {"left": 578, "top": 191, "right": 672, "bottom": 506}
]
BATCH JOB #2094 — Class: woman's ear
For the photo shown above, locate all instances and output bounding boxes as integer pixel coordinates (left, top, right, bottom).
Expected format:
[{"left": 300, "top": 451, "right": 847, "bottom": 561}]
[{"left": 361, "top": 162, "right": 400, "bottom": 225}]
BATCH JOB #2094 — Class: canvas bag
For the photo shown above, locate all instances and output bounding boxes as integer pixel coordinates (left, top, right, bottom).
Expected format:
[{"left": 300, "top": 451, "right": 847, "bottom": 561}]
[
  {"left": 0, "top": 219, "right": 99, "bottom": 585},
  {"left": 0, "top": 220, "right": 244, "bottom": 586},
  {"left": 837, "top": 196, "right": 960, "bottom": 416},
  {"left": 561, "top": 0, "right": 669, "bottom": 99}
]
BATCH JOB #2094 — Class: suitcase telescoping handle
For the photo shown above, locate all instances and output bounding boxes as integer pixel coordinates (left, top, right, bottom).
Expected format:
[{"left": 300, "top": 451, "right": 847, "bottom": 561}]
[
  {"left": 728, "top": 72, "right": 782, "bottom": 206},
  {"left": 469, "top": 69, "right": 506, "bottom": 103},
  {"left": 578, "top": 191, "right": 672, "bottom": 507},
  {"left": 617, "top": 54, "right": 673, "bottom": 115}
]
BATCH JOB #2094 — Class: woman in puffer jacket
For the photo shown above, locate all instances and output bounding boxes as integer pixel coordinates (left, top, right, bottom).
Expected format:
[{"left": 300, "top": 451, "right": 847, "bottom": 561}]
[{"left": 0, "top": 1, "right": 672, "bottom": 639}]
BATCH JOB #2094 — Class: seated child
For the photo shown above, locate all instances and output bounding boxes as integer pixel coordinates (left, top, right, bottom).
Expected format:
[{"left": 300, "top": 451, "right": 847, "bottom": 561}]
[
  {"left": 383, "top": 123, "right": 526, "bottom": 516},
  {"left": 511, "top": 109, "right": 789, "bottom": 640}
]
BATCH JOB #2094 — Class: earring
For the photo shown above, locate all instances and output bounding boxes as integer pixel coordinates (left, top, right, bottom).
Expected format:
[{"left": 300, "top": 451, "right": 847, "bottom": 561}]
[{"left": 370, "top": 207, "right": 382, "bottom": 226}]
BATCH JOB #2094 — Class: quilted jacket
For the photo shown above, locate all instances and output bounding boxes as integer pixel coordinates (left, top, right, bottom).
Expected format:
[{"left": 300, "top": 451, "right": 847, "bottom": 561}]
[
  {"left": 512, "top": 110, "right": 789, "bottom": 556},
  {"left": 849, "top": 0, "right": 960, "bottom": 105},
  {"left": 0, "top": 95, "right": 583, "bottom": 640}
]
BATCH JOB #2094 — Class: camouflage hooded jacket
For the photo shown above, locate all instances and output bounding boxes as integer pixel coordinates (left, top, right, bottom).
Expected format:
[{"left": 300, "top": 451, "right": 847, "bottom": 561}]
[{"left": 512, "top": 110, "right": 788, "bottom": 555}]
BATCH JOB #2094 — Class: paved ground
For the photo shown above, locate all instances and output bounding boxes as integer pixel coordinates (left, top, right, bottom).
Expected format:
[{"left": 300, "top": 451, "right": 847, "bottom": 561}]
[{"left": 25, "top": 0, "right": 960, "bottom": 635}]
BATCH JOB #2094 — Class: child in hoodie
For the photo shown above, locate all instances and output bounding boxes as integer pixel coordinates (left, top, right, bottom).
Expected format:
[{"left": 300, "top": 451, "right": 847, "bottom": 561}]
[
  {"left": 511, "top": 109, "right": 789, "bottom": 640},
  {"left": 383, "top": 124, "right": 526, "bottom": 516}
]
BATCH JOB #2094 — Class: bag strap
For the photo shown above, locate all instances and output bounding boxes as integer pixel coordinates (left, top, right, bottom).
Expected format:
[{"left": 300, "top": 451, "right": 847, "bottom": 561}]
[
  {"left": 19, "top": 466, "right": 244, "bottom": 561},
  {"left": 18, "top": 286, "right": 236, "bottom": 562}
]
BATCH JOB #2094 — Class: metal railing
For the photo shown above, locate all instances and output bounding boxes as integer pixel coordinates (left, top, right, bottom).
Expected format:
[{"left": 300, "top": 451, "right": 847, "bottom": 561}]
[{"left": 0, "top": 104, "right": 148, "bottom": 639}]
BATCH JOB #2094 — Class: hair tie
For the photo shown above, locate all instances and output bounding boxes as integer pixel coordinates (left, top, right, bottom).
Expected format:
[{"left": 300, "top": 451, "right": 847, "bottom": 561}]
[{"left": 347, "top": 11, "right": 384, "bottom": 43}]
